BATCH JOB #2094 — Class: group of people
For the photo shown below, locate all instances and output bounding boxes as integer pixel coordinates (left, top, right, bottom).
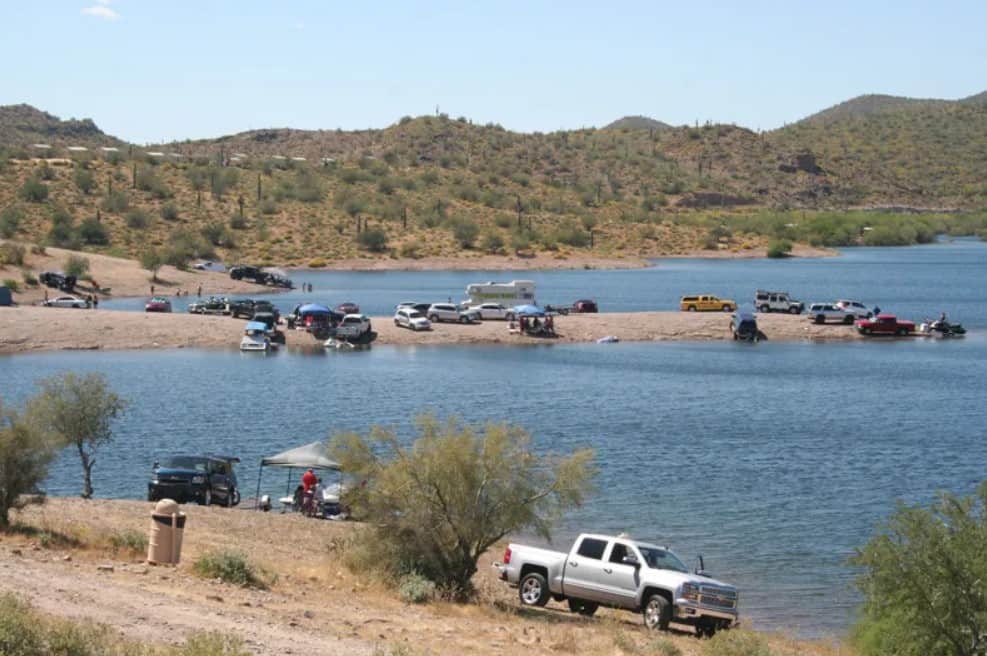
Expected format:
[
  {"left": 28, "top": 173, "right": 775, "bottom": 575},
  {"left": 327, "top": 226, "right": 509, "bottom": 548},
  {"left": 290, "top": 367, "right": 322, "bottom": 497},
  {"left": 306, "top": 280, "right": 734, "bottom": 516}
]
[
  {"left": 300, "top": 282, "right": 314, "bottom": 292},
  {"left": 150, "top": 284, "right": 203, "bottom": 297}
]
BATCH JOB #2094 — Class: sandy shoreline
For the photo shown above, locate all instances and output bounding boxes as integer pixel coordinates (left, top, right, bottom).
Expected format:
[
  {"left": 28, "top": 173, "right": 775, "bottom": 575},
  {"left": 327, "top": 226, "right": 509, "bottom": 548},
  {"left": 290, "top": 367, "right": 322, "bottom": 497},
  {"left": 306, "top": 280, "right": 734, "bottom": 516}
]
[{"left": 0, "top": 306, "right": 868, "bottom": 355}]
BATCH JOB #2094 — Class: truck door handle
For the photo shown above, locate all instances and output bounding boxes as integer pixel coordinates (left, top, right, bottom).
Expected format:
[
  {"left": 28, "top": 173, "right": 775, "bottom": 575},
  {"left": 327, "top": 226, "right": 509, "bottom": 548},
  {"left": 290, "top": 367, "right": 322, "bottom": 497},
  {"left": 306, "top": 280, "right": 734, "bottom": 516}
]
[{"left": 603, "top": 567, "right": 613, "bottom": 574}]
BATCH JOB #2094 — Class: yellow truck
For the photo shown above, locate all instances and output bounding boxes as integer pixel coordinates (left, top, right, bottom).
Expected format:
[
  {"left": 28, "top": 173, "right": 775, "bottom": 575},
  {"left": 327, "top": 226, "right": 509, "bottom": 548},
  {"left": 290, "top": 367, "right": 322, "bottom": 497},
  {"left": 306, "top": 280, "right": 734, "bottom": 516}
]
[{"left": 680, "top": 295, "right": 737, "bottom": 312}]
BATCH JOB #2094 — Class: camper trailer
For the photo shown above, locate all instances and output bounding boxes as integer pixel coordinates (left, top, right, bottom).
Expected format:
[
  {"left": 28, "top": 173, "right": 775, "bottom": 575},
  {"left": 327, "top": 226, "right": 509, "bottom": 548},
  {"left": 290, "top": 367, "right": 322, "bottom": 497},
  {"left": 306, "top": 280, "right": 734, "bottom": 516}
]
[{"left": 464, "top": 280, "right": 536, "bottom": 306}]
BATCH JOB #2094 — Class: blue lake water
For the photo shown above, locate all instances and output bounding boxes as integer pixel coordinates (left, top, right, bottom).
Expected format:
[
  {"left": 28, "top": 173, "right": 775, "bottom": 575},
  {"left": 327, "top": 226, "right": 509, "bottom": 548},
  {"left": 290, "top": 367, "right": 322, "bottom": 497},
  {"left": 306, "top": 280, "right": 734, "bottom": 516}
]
[
  {"left": 4, "top": 238, "right": 987, "bottom": 638},
  {"left": 102, "top": 238, "right": 987, "bottom": 330}
]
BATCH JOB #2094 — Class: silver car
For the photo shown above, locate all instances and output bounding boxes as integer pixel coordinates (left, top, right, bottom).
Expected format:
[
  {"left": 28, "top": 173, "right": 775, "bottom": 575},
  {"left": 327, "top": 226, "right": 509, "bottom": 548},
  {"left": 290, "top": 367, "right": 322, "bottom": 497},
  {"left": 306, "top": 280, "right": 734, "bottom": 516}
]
[
  {"left": 835, "top": 299, "right": 873, "bottom": 319},
  {"left": 470, "top": 302, "right": 515, "bottom": 320},
  {"left": 426, "top": 303, "right": 480, "bottom": 323},
  {"left": 807, "top": 303, "right": 854, "bottom": 325},
  {"left": 43, "top": 295, "right": 87, "bottom": 308}
]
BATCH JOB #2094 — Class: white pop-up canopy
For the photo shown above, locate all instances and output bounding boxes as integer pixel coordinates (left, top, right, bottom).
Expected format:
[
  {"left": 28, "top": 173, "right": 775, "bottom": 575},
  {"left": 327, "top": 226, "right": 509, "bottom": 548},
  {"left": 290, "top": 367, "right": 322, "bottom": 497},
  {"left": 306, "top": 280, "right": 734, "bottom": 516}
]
[{"left": 254, "top": 442, "right": 340, "bottom": 509}]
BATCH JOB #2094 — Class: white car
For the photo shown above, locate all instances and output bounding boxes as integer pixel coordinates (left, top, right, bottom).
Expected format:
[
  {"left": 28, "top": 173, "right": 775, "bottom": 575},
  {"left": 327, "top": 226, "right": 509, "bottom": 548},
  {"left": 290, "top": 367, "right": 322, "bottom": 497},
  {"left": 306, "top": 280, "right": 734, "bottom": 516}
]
[
  {"left": 427, "top": 303, "right": 480, "bottom": 323},
  {"left": 835, "top": 299, "right": 873, "bottom": 319},
  {"left": 43, "top": 295, "right": 87, "bottom": 309},
  {"left": 807, "top": 303, "right": 854, "bottom": 325},
  {"left": 335, "top": 314, "right": 372, "bottom": 339},
  {"left": 470, "top": 303, "right": 515, "bottom": 320},
  {"left": 394, "top": 308, "right": 431, "bottom": 331}
]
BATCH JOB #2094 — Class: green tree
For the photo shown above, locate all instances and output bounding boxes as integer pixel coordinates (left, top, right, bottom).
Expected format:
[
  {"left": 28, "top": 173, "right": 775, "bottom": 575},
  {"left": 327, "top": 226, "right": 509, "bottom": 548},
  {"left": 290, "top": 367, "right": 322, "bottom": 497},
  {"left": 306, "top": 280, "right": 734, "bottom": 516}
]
[
  {"left": 27, "top": 373, "right": 127, "bottom": 499},
  {"left": 140, "top": 249, "right": 164, "bottom": 282},
  {"left": 0, "top": 400, "right": 57, "bottom": 527},
  {"left": 78, "top": 217, "right": 110, "bottom": 245},
  {"left": 766, "top": 239, "right": 793, "bottom": 258},
  {"left": 0, "top": 207, "right": 20, "bottom": 238},
  {"left": 331, "top": 415, "right": 595, "bottom": 597},
  {"left": 64, "top": 255, "right": 90, "bottom": 279},
  {"left": 451, "top": 217, "right": 480, "bottom": 248},
  {"left": 851, "top": 482, "right": 987, "bottom": 656}
]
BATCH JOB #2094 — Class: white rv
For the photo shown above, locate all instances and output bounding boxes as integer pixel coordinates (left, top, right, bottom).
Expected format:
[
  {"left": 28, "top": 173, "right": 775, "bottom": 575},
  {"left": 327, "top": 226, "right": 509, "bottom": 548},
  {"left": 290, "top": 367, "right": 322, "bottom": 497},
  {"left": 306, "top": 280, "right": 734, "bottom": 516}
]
[{"left": 465, "top": 280, "right": 536, "bottom": 306}]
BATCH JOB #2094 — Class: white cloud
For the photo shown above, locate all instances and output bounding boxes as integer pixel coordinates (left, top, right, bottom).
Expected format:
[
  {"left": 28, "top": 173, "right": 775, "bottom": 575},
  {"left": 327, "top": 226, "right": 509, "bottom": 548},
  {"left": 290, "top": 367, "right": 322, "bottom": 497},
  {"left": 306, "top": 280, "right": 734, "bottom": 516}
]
[{"left": 82, "top": 3, "right": 119, "bottom": 19}]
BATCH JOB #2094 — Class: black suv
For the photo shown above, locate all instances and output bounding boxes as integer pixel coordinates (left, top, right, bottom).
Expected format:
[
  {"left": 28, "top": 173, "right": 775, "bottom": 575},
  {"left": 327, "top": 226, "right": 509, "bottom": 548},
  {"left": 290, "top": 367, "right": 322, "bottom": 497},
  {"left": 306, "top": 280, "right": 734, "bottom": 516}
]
[
  {"left": 39, "top": 271, "right": 77, "bottom": 292},
  {"left": 229, "top": 265, "right": 264, "bottom": 283},
  {"left": 148, "top": 455, "right": 240, "bottom": 507}
]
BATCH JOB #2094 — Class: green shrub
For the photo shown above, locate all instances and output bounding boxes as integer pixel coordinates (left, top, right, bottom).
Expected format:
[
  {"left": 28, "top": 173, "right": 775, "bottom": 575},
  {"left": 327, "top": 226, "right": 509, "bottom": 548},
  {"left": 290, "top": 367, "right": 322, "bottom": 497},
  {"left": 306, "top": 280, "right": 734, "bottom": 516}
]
[
  {"left": 78, "top": 217, "right": 110, "bottom": 245},
  {"left": 193, "top": 550, "right": 270, "bottom": 589},
  {"left": 494, "top": 214, "right": 513, "bottom": 229},
  {"left": 0, "top": 242, "right": 26, "bottom": 266},
  {"left": 481, "top": 231, "right": 505, "bottom": 254},
  {"left": 259, "top": 198, "right": 278, "bottom": 215},
  {"left": 308, "top": 258, "right": 326, "bottom": 268},
  {"left": 357, "top": 228, "right": 388, "bottom": 252},
  {"left": 160, "top": 202, "right": 180, "bottom": 221},
  {"left": 125, "top": 208, "right": 151, "bottom": 229},
  {"left": 0, "top": 594, "right": 42, "bottom": 654},
  {"left": 0, "top": 401, "right": 57, "bottom": 527},
  {"left": 229, "top": 214, "right": 247, "bottom": 230},
  {"left": 47, "top": 209, "right": 78, "bottom": 249},
  {"left": 102, "top": 190, "right": 130, "bottom": 213},
  {"left": 399, "top": 240, "right": 422, "bottom": 259},
  {"left": 553, "top": 222, "right": 591, "bottom": 247},
  {"left": 136, "top": 167, "right": 171, "bottom": 199},
  {"left": 22, "top": 271, "right": 38, "bottom": 287},
  {"left": 65, "top": 255, "right": 90, "bottom": 278},
  {"left": 74, "top": 168, "right": 96, "bottom": 194},
  {"left": 107, "top": 529, "right": 148, "bottom": 555},
  {"left": 19, "top": 176, "right": 48, "bottom": 203},
  {"left": 398, "top": 572, "right": 436, "bottom": 604},
  {"left": 647, "top": 638, "right": 683, "bottom": 656},
  {"left": 766, "top": 240, "right": 793, "bottom": 258},
  {"left": 1, "top": 207, "right": 22, "bottom": 237},
  {"left": 510, "top": 230, "right": 531, "bottom": 253},
  {"left": 450, "top": 217, "right": 479, "bottom": 248},
  {"left": 700, "top": 631, "right": 772, "bottom": 656},
  {"left": 178, "top": 631, "right": 251, "bottom": 656},
  {"left": 3, "top": 279, "right": 21, "bottom": 293}
]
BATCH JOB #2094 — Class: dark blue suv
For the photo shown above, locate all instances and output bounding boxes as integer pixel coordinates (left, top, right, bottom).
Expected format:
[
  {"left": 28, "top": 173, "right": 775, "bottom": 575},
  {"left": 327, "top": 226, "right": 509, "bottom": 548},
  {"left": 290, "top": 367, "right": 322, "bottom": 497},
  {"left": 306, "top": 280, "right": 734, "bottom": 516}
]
[{"left": 148, "top": 455, "right": 240, "bottom": 507}]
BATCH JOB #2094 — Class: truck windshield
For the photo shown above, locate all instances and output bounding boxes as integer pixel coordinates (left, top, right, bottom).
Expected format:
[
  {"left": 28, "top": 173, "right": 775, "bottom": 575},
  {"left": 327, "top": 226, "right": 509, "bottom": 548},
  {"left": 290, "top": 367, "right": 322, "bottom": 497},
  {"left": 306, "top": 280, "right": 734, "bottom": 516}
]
[{"left": 638, "top": 547, "right": 689, "bottom": 573}]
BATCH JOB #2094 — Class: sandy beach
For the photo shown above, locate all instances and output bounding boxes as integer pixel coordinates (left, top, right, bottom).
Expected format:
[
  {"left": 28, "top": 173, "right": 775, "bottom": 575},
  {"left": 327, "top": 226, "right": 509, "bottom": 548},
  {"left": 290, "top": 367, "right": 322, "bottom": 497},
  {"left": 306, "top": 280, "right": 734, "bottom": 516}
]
[{"left": 0, "top": 306, "right": 866, "bottom": 355}]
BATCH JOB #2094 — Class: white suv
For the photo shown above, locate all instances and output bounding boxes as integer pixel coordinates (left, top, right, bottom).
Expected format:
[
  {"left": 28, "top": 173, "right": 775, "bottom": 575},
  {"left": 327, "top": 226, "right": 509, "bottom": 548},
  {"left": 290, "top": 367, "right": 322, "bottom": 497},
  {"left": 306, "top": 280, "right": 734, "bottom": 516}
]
[
  {"left": 394, "top": 308, "right": 431, "bottom": 331},
  {"left": 427, "top": 303, "right": 480, "bottom": 323},
  {"left": 835, "top": 300, "right": 872, "bottom": 319},
  {"left": 807, "top": 303, "right": 854, "bottom": 325}
]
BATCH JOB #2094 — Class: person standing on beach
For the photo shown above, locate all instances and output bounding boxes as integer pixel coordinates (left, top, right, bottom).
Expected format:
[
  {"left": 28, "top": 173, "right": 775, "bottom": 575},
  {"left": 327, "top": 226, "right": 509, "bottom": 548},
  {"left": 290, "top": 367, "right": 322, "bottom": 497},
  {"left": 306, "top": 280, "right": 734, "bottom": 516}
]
[
  {"left": 92, "top": 294, "right": 98, "bottom": 310},
  {"left": 197, "top": 285, "right": 202, "bottom": 297},
  {"left": 150, "top": 284, "right": 155, "bottom": 295}
]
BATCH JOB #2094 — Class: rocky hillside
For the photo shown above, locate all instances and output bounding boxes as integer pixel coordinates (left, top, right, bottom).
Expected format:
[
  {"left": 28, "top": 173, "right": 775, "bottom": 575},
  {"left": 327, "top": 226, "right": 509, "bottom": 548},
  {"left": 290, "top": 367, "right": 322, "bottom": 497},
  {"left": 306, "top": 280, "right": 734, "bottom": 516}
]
[
  {"left": 0, "top": 104, "right": 122, "bottom": 150},
  {"left": 604, "top": 116, "right": 674, "bottom": 130},
  {"left": 796, "top": 90, "right": 987, "bottom": 125},
  {"left": 0, "top": 97, "right": 984, "bottom": 268}
]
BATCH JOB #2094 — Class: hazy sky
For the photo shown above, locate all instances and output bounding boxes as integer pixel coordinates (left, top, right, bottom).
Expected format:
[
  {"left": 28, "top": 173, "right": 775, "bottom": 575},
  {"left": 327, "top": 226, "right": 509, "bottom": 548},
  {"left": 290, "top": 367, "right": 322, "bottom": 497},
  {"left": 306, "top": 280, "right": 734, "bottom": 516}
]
[{"left": 3, "top": 1, "right": 984, "bottom": 143}]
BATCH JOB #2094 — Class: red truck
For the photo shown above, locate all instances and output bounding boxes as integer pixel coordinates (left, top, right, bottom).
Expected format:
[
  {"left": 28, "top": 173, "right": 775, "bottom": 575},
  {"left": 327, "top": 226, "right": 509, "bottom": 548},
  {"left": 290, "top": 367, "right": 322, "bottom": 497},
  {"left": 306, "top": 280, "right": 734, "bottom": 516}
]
[{"left": 855, "top": 313, "right": 915, "bottom": 336}]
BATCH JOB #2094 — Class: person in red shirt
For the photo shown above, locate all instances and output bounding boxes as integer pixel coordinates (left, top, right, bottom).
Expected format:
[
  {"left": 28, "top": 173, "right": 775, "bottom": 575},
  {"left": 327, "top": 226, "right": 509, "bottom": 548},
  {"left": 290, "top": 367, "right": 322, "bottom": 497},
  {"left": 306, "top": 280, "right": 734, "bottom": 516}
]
[{"left": 301, "top": 469, "right": 317, "bottom": 515}]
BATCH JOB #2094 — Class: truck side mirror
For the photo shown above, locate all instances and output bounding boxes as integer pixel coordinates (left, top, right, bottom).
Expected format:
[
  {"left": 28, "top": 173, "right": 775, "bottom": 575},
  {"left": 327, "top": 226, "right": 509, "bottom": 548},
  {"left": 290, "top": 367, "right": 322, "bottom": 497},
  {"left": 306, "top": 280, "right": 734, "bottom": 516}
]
[
  {"left": 622, "top": 555, "right": 639, "bottom": 567},
  {"left": 694, "top": 554, "right": 707, "bottom": 576}
]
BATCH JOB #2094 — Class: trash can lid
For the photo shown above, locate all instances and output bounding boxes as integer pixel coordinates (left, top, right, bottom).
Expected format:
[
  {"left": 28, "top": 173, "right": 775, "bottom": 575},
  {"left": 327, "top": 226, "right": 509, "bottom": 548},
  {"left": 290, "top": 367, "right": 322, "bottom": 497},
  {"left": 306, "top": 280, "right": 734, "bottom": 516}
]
[{"left": 154, "top": 499, "right": 181, "bottom": 515}]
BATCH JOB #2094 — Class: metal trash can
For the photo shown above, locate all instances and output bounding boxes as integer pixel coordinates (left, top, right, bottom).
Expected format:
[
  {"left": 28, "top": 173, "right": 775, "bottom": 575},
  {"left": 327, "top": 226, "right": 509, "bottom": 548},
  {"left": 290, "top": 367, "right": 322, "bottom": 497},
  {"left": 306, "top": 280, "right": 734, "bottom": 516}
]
[{"left": 147, "top": 499, "right": 187, "bottom": 565}]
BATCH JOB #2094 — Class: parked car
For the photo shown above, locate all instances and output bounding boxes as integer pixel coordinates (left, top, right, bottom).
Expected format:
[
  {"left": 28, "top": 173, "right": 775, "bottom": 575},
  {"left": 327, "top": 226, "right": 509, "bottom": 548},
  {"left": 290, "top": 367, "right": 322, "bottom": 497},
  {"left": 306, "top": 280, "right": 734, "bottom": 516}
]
[
  {"left": 754, "top": 290, "right": 803, "bottom": 314},
  {"left": 187, "top": 296, "right": 230, "bottom": 314},
  {"left": 807, "top": 303, "right": 854, "bottom": 325},
  {"left": 855, "top": 314, "right": 916, "bottom": 336},
  {"left": 39, "top": 271, "right": 77, "bottom": 292},
  {"left": 228, "top": 298, "right": 258, "bottom": 318},
  {"left": 680, "top": 295, "right": 737, "bottom": 312},
  {"left": 336, "top": 302, "right": 360, "bottom": 315},
  {"left": 192, "top": 260, "right": 226, "bottom": 272},
  {"left": 572, "top": 299, "right": 599, "bottom": 313},
  {"left": 495, "top": 533, "right": 738, "bottom": 637},
  {"left": 835, "top": 300, "right": 873, "bottom": 319},
  {"left": 394, "top": 307, "right": 431, "bottom": 330},
  {"left": 148, "top": 455, "right": 240, "bottom": 507},
  {"left": 43, "top": 295, "right": 87, "bottom": 309},
  {"left": 261, "top": 272, "right": 294, "bottom": 289},
  {"left": 468, "top": 302, "right": 514, "bottom": 320},
  {"left": 731, "top": 311, "right": 759, "bottom": 341},
  {"left": 144, "top": 297, "right": 172, "bottom": 313},
  {"left": 427, "top": 303, "right": 481, "bottom": 323}
]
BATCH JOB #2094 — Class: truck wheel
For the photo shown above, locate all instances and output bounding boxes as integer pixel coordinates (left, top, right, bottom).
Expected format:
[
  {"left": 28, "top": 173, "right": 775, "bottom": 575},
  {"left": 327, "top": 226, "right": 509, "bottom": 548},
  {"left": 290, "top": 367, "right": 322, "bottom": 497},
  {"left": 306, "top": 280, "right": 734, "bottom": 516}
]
[
  {"left": 687, "top": 305, "right": 697, "bottom": 312},
  {"left": 759, "top": 305, "right": 769, "bottom": 313},
  {"left": 643, "top": 594, "right": 670, "bottom": 631},
  {"left": 568, "top": 599, "right": 599, "bottom": 617},
  {"left": 518, "top": 572, "right": 550, "bottom": 607},
  {"left": 200, "top": 488, "right": 212, "bottom": 506},
  {"left": 429, "top": 314, "right": 439, "bottom": 323},
  {"left": 696, "top": 618, "right": 718, "bottom": 638},
  {"left": 896, "top": 328, "right": 907, "bottom": 336},
  {"left": 843, "top": 315, "right": 854, "bottom": 325},
  {"left": 459, "top": 315, "right": 468, "bottom": 323},
  {"left": 814, "top": 315, "right": 825, "bottom": 324},
  {"left": 789, "top": 306, "right": 800, "bottom": 314},
  {"left": 722, "top": 305, "right": 731, "bottom": 312}
]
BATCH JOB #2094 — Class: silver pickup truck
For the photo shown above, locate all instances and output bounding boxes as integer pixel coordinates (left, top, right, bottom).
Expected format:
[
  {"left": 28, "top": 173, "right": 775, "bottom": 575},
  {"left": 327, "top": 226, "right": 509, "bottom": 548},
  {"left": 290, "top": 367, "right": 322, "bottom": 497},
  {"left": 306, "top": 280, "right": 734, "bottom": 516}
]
[{"left": 494, "top": 533, "right": 738, "bottom": 636}]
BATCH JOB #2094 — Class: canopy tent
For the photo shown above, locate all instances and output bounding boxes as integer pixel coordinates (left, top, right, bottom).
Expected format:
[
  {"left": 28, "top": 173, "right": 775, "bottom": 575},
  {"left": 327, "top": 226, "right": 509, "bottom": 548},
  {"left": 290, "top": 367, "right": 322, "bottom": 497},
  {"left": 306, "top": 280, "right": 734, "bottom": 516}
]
[
  {"left": 254, "top": 441, "right": 341, "bottom": 509},
  {"left": 298, "top": 303, "right": 332, "bottom": 316},
  {"left": 513, "top": 304, "right": 545, "bottom": 316},
  {"left": 245, "top": 321, "right": 268, "bottom": 333}
]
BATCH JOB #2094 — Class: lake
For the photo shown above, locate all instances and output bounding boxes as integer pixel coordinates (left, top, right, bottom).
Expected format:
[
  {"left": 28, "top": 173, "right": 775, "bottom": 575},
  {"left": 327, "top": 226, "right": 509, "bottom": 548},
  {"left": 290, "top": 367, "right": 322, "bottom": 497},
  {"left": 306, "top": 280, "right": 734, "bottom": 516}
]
[
  {"left": 2, "top": 336, "right": 986, "bottom": 637},
  {"left": 101, "top": 238, "right": 987, "bottom": 330},
  {"left": 4, "top": 238, "right": 987, "bottom": 638}
]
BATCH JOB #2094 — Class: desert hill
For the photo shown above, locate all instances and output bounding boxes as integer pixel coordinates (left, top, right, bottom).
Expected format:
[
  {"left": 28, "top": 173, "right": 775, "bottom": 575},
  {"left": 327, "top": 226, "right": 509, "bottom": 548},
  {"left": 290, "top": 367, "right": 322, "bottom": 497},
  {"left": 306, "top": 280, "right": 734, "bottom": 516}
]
[{"left": 604, "top": 116, "right": 674, "bottom": 130}]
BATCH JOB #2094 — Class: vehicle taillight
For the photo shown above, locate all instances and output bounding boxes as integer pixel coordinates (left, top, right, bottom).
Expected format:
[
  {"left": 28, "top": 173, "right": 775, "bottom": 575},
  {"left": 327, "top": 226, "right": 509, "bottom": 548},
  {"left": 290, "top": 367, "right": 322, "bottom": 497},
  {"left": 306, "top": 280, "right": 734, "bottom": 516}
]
[{"left": 503, "top": 547, "right": 511, "bottom": 565}]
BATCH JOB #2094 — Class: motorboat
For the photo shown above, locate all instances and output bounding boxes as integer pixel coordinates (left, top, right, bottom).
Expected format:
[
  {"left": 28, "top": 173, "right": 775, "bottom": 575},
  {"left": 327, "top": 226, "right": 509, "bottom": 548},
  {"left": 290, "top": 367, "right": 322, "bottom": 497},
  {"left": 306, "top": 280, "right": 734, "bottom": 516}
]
[{"left": 240, "top": 321, "right": 276, "bottom": 351}]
